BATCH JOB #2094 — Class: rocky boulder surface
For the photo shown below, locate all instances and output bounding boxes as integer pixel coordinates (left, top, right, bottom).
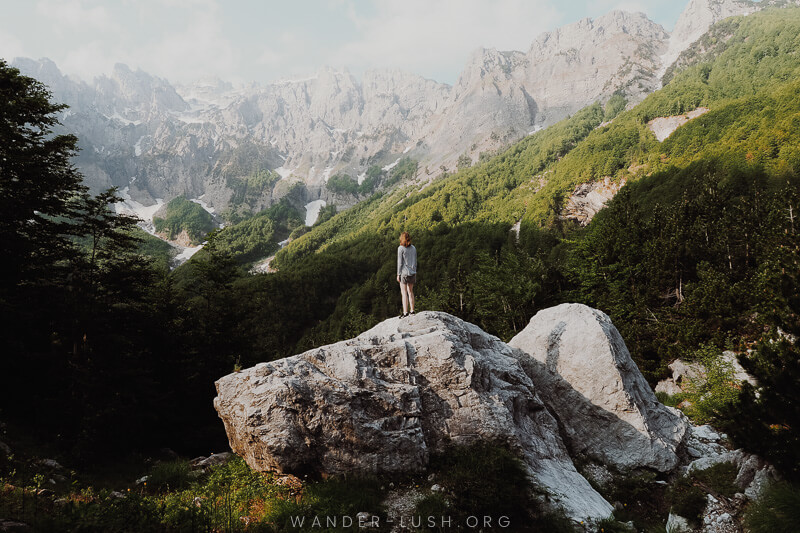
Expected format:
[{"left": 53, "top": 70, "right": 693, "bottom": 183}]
[
  {"left": 509, "top": 303, "right": 689, "bottom": 472},
  {"left": 215, "top": 311, "right": 613, "bottom": 520}
]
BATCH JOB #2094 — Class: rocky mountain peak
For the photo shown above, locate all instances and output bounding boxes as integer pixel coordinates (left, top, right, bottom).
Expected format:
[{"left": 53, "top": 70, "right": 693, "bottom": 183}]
[{"left": 663, "top": 0, "right": 758, "bottom": 69}]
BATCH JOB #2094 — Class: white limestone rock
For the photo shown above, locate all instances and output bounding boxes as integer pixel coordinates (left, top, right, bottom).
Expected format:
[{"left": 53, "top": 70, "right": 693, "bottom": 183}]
[
  {"left": 509, "top": 303, "right": 689, "bottom": 472},
  {"left": 215, "top": 311, "right": 612, "bottom": 521}
]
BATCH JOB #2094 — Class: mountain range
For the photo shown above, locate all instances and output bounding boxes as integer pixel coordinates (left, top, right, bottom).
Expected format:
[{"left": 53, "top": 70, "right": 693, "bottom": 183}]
[{"left": 10, "top": 0, "right": 787, "bottom": 223}]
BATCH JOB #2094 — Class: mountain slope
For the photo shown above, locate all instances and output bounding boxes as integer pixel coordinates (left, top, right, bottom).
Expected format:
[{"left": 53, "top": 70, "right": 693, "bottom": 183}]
[
  {"left": 10, "top": 0, "right": 772, "bottom": 222},
  {"left": 212, "top": 6, "right": 800, "bottom": 374}
]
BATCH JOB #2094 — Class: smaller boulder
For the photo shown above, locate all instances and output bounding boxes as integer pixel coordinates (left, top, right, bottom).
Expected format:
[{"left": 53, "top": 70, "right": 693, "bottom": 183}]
[{"left": 509, "top": 304, "right": 689, "bottom": 472}]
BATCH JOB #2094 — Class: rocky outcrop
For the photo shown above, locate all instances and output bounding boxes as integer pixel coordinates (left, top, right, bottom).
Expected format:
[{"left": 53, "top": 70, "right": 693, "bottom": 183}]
[
  {"left": 215, "top": 311, "right": 613, "bottom": 520},
  {"left": 663, "top": 0, "right": 758, "bottom": 71},
  {"left": 648, "top": 107, "right": 710, "bottom": 142},
  {"left": 562, "top": 177, "right": 626, "bottom": 226},
  {"left": 655, "top": 351, "right": 757, "bottom": 396},
  {"left": 509, "top": 304, "right": 689, "bottom": 472}
]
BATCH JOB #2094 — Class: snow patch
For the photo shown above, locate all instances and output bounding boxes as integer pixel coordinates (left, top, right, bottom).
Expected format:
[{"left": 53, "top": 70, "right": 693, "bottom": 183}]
[
  {"left": 305, "top": 200, "right": 327, "bottom": 226},
  {"left": 357, "top": 172, "right": 367, "bottom": 185},
  {"left": 382, "top": 157, "right": 402, "bottom": 172},
  {"left": 275, "top": 166, "right": 294, "bottom": 179},
  {"left": 403, "top": 145, "right": 413, "bottom": 154},
  {"left": 105, "top": 111, "right": 142, "bottom": 126},
  {"left": 133, "top": 136, "right": 147, "bottom": 157},
  {"left": 173, "top": 112, "right": 210, "bottom": 124},
  {"left": 190, "top": 198, "right": 216, "bottom": 215},
  {"left": 174, "top": 244, "right": 203, "bottom": 265},
  {"left": 114, "top": 186, "right": 165, "bottom": 235}
]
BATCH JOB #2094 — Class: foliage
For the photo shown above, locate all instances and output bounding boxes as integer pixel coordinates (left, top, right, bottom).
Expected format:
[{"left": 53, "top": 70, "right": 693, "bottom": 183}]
[
  {"left": 678, "top": 344, "right": 741, "bottom": 424},
  {"left": 153, "top": 195, "right": 215, "bottom": 244},
  {"left": 604, "top": 93, "right": 627, "bottom": 122},
  {"left": 412, "top": 441, "right": 545, "bottom": 531},
  {"left": 743, "top": 482, "right": 800, "bottom": 533},
  {"left": 692, "top": 462, "right": 739, "bottom": 499},
  {"left": 209, "top": 200, "right": 304, "bottom": 264},
  {"left": 326, "top": 173, "right": 359, "bottom": 195},
  {"left": 146, "top": 460, "right": 192, "bottom": 492},
  {"left": 667, "top": 475, "right": 706, "bottom": 524},
  {"left": 226, "top": 169, "right": 281, "bottom": 211}
]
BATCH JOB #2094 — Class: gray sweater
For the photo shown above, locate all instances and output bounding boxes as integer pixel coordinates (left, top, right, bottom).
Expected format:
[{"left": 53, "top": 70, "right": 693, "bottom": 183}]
[{"left": 397, "top": 244, "right": 417, "bottom": 276}]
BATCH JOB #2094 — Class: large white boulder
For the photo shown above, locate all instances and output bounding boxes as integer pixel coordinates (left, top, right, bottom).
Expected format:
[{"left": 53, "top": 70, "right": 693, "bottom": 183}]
[
  {"left": 509, "top": 303, "right": 689, "bottom": 472},
  {"left": 215, "top": 311, "right": 612, "bottom": 521}
]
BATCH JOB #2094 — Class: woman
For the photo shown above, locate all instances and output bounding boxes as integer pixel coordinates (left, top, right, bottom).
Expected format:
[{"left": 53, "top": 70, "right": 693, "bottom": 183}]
[{"left": 396, "top": 231, "right": 417, "bottom": 317}]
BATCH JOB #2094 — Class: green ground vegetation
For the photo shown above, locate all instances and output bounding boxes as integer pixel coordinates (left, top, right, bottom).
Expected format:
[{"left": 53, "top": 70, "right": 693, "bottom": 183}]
[{"left": 153, "top": 196, "right": 215, "bottom": 244}]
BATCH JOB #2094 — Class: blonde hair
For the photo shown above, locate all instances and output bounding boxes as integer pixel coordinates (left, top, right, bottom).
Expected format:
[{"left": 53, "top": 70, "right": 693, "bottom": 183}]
[{"left": 399, "top": 231, "right": 411, "bottom": 247}]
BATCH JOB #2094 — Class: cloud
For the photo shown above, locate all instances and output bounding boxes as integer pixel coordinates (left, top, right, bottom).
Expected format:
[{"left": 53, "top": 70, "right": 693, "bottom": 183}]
[
  {"left": 135, "top": 5, "right": 238, "bottom": 83},
  {"left": 326, "top": 0, "right": 561, "bottom": 82},
  {"left": 0, "top": 30, "right": 26, "bottom": 61},
  {"left": 36, "top": 0, "right": 118, "bottom": 32}
]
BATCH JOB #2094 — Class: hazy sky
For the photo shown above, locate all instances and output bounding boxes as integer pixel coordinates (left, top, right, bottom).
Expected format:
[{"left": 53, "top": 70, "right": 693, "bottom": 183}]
[{"left": 0, "top": 0, "right": 708, "bottom": 86}]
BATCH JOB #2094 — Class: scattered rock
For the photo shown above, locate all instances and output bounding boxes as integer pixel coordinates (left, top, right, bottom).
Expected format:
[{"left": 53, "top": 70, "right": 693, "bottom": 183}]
[
  {"left": 657, "top": 353, "right": 756, "bottom": 396},
  {"left": 687, "top": 448, "right": 779, "bottom": 501},
  {"left": 215, "top": 311, "right": 613, "bottom": 521},
  {"left": 35, "top": 459, "right": 63, "bottom": 471},
  {"left": 580, "top": 462, "right": 615, "bottom": 491},
  {"left": 0, "top": 519, "right": 31, "bottom": 532},
  {"left": 189, "top": 452, "right": 233, "bottom": 470},
  {"left": 656, "top": 359, "right": 705, "bottom": 396},
  {"left": 666, "top": 512, "right": 692, "bottom": 533},
  {"left": 562, "top": 177, "right": 626, "bottom": 226},
  {"left": 509, "top": 303, "right": 689, "bottom": 472}
]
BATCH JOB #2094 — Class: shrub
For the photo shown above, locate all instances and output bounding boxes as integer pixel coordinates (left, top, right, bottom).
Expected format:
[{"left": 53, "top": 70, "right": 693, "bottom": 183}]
[
  {"left": 147, "top": 460, "right": 191, "bottom": 492},
  {"left": 667, "top": 475, "right": 706, "bottom": 523},
  {"left": 743, "top": 482, "right": 800, "bottom": 533},
  {"left": 693, "top": 462, "right": 738, "bottom": 498}
]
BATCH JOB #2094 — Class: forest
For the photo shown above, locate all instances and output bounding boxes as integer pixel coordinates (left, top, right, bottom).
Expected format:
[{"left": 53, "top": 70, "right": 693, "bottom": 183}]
[{"left": 1, "top": 7, "right": 800, "bottom": 532}]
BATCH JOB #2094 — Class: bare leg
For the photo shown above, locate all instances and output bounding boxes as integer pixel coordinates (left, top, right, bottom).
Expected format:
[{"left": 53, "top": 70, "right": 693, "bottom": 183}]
[
  {"left": 407, "top": 283, "right": 415, "bottom": 313},
  {"left": 400, "top": 281, "right": 409, "bottom": 314}
]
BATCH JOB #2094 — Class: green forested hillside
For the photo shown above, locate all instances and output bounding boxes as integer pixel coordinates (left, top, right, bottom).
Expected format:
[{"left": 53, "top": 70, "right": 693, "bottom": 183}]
[{"left": 153, "top": 195, "right": 216, "bottom": 244}]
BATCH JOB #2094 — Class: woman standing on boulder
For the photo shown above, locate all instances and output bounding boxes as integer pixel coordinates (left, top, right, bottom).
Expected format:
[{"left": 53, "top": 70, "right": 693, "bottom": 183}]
[{"left": 397, "top": 231, "right": 417, "bottom": 317}]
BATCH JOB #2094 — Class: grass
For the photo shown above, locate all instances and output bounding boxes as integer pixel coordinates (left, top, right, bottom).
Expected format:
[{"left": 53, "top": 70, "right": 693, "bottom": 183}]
[{"left": 743, "top": 482, "right": 800, "bottom": 533}]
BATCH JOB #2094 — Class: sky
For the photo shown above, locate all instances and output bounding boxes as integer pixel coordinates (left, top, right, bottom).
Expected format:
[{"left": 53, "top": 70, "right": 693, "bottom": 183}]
[{"left": 0, "top": 0, "right": 705, "bottom": 87}]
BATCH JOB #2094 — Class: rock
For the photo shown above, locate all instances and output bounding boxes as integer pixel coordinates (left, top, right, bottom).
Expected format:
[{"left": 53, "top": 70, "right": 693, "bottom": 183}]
[
  {"left": 720, "top": 351, "right": 758, "bottom": 388},
  {"left": 656, "top": 358, "right": 706, "bottom": 396},
  {"left": 657, "top": 353, "right": 757, "bottom": 396},
  {"left": 36, "top": 459, "right": 64, "bottom": 471},
  {"left": 509, "top": 303, "right": 689, "bottom": 472},
  {"left": 0, "top": 519, "right": 31, "bottom": 532},
  {"left": 110, "top": 491, "right": 126, "bottom": 499},
  {"left": 0, "top": 441, "right": 10, "bottom": 455},
  {"left": 687, "top": 448, "right": 779, "bottom": 500},
  {"left": 562, "top": 177, "right": 626, "bottom": 226},
  {"left": 666, "top": 512, "right": 692, "bottom": 533},
  {"left": 430, "top": 484, "right": 443, "bottom": 492},
  {"left": 215, "top": 311, "right": 612, "bottom": 521},
  {"left": 580, "top": 463, "right": 614, "bottom": 491},
  {"left": 136, "top": 476, "right": 148, "bottom": 485},
  {"left": 189, "top": 452, "right": 233, "bottom": 470}
]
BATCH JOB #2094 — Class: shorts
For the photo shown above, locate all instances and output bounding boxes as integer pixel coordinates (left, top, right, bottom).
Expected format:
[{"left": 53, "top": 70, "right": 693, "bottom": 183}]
[{"left": 400, "top": 274, "right": 416, "bottom": 284}]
